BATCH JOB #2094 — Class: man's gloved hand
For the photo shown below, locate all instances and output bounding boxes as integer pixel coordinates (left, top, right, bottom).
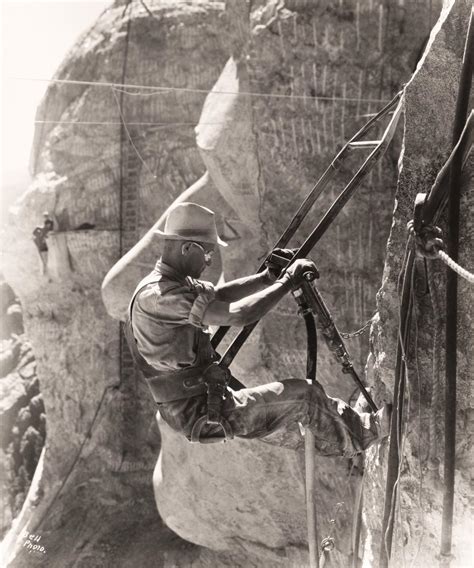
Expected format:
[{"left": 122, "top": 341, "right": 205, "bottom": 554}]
[
  {"left": 278, "top": 258, "right": 318, "bottom": 288},
  {"left": 265, "top": 248, "right": 297, "bottom": 281}
]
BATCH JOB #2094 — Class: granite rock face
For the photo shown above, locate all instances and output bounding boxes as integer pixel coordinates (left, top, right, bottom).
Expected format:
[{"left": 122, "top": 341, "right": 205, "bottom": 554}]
[
  {"left": 363, "top": 2, "right": 473, "bottom": 566},
  {"left": 4, "top": 1, "right": 471, "bottom": 567},
  {"left": 1, "top": 2, "right": 228, "bottom": 566}
]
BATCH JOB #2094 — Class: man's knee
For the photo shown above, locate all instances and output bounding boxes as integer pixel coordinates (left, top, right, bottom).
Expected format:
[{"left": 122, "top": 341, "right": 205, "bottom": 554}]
[{"left": 265, "top": 378, "right": 313, "bottom": 402}]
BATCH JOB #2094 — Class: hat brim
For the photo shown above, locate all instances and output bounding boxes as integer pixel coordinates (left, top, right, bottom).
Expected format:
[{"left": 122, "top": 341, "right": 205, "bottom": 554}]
[{"left": 154, "top": 229, "right": 228, "bottom": 247}]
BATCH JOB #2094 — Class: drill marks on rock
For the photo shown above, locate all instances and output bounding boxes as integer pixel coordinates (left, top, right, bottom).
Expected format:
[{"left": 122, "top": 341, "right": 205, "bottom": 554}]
[
  {"left": 355, "top": 1, "right": 361, "bottom": 52},
  {"left": 340, "top": 82, "right": 347, "bottom": 144},
  {"left": 2, "top": 2, "right": 447, "bottom": 565},
  {"left": 249, "top": 2, "right": 404, "bottom": 171},
  {"left": 248, "top": 1, "right": 419, "bottom": 375},
  {"left": 377, "top": 3, "right": 384, "bottom": 54},
  {"left": 119, "top": 123, "right": 141, "bottom": 254},
  {"left": 66, "top": 232, "right": 119, "bottom": 280},
  {"left": 312, "top": 62, "right": 319, "bottom": 111}
]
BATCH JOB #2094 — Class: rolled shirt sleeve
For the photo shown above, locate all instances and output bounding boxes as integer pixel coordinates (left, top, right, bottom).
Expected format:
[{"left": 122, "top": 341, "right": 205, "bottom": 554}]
[
  {"left": 136, "top": 279, "right": 215, "bottom": 328},
  {"left": 132, "top": 274, "right": 216, "bottom": 371},
  {"left": 186, "top": 277, "right": 216, "bottom": 328}
]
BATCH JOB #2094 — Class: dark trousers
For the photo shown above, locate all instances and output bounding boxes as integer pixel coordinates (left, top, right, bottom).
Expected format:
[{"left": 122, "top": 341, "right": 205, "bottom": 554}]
[{"left": 158, "top": 378, "right": 382, "bottom": 457}]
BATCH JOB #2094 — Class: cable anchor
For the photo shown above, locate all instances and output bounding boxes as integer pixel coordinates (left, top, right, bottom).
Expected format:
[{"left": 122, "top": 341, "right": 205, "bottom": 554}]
[{"left": 408, "top": 193, "right": 445, "bottom": 259}]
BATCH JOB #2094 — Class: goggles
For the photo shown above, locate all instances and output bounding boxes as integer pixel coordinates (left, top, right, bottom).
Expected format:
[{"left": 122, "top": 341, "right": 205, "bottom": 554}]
[{"left": 190, "top": 241, "right": 215, "bottom": 262}]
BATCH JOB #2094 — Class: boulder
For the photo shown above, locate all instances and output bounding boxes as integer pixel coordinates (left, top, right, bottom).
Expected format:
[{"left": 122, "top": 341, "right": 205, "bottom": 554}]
[
  {"left": 0, "top": 374, "right": 27, "bottom": 447},
  {"left": 0, "top": 284, "right": 44, "bottom": 541},
  {"left": 5, "top": 305, "right": 24, "bottom": 337},
  {"left": 0, "top": 339, "right": 22, "bottom": 379},
  {"left": 0, "top": 281, "right": 21, "bottom": 340},
  {"left": 0, "top": 281, "right": 15, "bottom": 316}
]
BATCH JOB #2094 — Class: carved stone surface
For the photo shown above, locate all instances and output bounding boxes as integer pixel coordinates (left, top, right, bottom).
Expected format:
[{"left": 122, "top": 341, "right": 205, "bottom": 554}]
[
  {"left": 364, "top": 1, "right": 473, "bottom": 565},
  {"left": 154, "top": 2, "right": 442, "bottom": 566},
  {"left": 1, "top": 2, "right": 228, "bottom": 566},
  {"left": 4, "top": 1, "right": 471, "bottom": 567}
]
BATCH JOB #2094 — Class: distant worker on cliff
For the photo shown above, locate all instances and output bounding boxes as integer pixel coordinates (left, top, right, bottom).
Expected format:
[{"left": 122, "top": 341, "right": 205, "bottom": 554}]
[
  {"left": 32, "top": 212, "right": 54, "bottom": 273},
  {"left": 126, "top": 202, "right": 389, "bottom": 454}
]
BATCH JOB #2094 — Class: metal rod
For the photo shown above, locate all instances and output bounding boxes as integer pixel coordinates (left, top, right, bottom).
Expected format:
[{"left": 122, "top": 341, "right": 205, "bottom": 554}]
[
  {"left": 352, "top": 473, "right": 364, "bottom": 568},
  {"left": 306, "top": 430, "right": 320, "bottom": 568},
  {"left": 218, "top": 95, "right": 403, "bottom": 366},
  {"left": 441, "top": 8, "right": 473, "bottom": 561},
  {"left": 294, "top": 289, "right": 320, "bottom": 568},
  {"left": 212, "top": 92, "right": 402, "bottom": 351},
  {"left": 379, "top": 248, "right": 415, "bottom": 568},
  {"left": 275, "top": 92, "right": 402, "bottom": 252},
  {"left": 293, "top": 98, "right": 402, "bottom": 262},
  {"left": 380, "top": 13, "right": 473, "bottom": 565},
  {"left": 300, "top": 278, "right": 378, "bottom": 412},
  {"left": 421, "top": 111, "right": 473, "bottom": 226}
]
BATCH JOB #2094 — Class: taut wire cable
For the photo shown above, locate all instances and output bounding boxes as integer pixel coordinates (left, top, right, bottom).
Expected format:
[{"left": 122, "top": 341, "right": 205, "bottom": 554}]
[
  {"left": 34, "top": 120, "right": 244, "bottom": 127},
  {"left": 13, "top": 76, "right": 391, "bottom": 104}
]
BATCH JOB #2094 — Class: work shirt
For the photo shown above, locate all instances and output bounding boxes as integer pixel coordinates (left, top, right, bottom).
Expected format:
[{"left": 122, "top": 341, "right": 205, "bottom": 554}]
[{"left": 131, "top": 260, "right": 216, "bottom": 372}]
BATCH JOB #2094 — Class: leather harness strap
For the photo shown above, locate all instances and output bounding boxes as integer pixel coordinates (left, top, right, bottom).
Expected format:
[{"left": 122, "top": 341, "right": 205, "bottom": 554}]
[{"left": 189, "top": 362, "right": 234, "bottom": 444}]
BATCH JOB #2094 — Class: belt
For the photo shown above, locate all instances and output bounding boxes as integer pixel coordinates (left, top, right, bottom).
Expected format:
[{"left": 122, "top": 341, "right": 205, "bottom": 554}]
[
  {"left": 146, "top": 362, "right": 234, "bottom": 444},
  {"left": 145, "top": 360, "right": 234, "bottom": 403},
  {"left": 145, "top": 365, "right": 209, "bottom": 403}
]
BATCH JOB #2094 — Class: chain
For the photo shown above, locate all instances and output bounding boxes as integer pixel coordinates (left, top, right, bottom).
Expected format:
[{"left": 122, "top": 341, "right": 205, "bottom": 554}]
[{"left": 340, "top": 315, "right": 375, "bottom": 339}]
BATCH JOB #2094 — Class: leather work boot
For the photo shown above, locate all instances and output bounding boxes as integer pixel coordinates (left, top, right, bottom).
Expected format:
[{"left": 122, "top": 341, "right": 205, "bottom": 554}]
[
  {"left": 352, "top": 387, "right": 374, "bottom": 414},
  {"left": 352, "top": 388, "right": 393, "bottom": 440},
  {"left": 375, "top": 403, "right": 393, "bottom": 439}
]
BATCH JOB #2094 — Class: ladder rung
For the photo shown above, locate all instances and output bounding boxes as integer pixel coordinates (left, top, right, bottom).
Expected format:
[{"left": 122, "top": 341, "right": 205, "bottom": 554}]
[{"left": 348, "top": 140, "right": 381, "bottom": 148}]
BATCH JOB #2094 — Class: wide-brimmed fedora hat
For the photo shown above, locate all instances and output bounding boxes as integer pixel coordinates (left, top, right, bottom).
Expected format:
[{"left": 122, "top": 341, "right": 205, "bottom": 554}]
[{"left": 154, "top": 202, "right": 227, "bottom": 247}]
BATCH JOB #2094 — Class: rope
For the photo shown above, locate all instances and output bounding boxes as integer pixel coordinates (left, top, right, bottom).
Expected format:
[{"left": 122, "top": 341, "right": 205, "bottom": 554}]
[
  {"left": 397, "top": 286, "right": 414, "bottom": 568},
  {"left": 427, "top": 263, "right": 442, "bottom": 478},
  {"left": 139, "top": 0, "right": 159, "bottom": 20},
  {"left": 386, "top": 247, "right": 415, "bottom": 568},
  {"left": 380, "top": 238, "right": 414, "bottom": 568},
  {"left": 111, "top": 87, "right": 158, "bottom": 180},
  {"left": 30, "top": 383, "right": 118, "bottom": 532},
  {"left": 437, "top": 249, "right": 474, "bottom": 284},
  {"left": 351, "top": 462, "right": 365, "bottom": 568},
  {"left": 408, "top": 221, "right": 474, "bottom": 283},
  {"left": 14, "top": 76, "right": 391, "bottom": 104},
  {"left": 409, "top": 278, "right": 428, "bottom": 568}
]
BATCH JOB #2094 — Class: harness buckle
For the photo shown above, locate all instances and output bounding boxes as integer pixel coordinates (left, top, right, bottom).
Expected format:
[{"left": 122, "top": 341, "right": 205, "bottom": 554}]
[{"left": 189, "top": 363, "right": 234, "bottom": 444}]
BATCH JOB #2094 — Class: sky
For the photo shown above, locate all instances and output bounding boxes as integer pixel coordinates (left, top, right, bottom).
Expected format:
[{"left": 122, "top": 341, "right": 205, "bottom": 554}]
[{"left": 1, "top": 0, "right": 111, "bottom": 196}]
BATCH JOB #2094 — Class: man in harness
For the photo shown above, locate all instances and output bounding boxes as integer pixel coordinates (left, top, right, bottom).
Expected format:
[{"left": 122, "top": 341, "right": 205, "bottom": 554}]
[{"left": 127, "top": 202, "right": 389, "bottom": 455}]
